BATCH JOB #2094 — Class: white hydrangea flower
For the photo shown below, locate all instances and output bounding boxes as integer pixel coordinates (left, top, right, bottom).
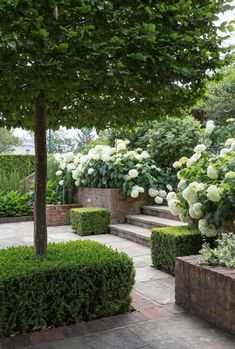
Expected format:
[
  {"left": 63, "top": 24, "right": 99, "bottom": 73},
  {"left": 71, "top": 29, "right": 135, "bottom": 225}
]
[
  {"left": 154, "top": 196, "right": 163, "bottom": 204},
  {"left": 166, "top": 191, "right": 177, "bottom": 201},
  {"left": 194, "top": 144, "right": 206, "bottom": 154},
  {"left": 205, "top": 120, "right": 215, "bottom": 135},
  {"left": 128, "top": 169, "right": 139, "bottom": 178},
  {"left": 148, "top": 188, "right": 158, "bottom": 197},
  {"left": 173, "top": 161, "right": 182, "bottom": 169},
  {"left": 189, "top": 203, "right": 203, "bottom": 219},
  {"left": 133, "top": 185, "right": 144, "bottom": 193},
  {"left": 206, "top": 185, "right": 223, "bottom": 202},
  {"left": 182, "top": 182, "right": 204, "bottom": 205},
  {"left": 219, "top": 148, "right": 230, "bottom": 157},
  {"left": 198, "top": 219, "right": 217, "bottom": 237},
  {"left": 54, "top": 153, "right": 62, "bottom": 162},
  {"left": 130, "top": 189, "right": 139, "bottom": 198},
  {"left": 59, "top": 180, "right": 64, "bottom": 186},
  {"left": 207, "top": 165, "right": 218, "bottom": 179},
  {"left": 139, "top": 151, "right": 150, "bottom": 160},
  {"left": 186, "top": 153, "right": 201, "bottom": 167},
  {"left": 225, "top": 171, "right": 235, "bottom": 179},
  {"left": 75, "top": 179, "right": 80, "bottom": 186},
  {"left": 60, "top": 162, "right": 66, "bottom": 170},
  {"left": 230, "top": 141, "right": 235, "bottom": 151},
  {"left": 101, "top": 153, "right": 111, "bottom": 162},
  {"left": 88, "top": 168, "right": 95, "bottom": 175},
  {"left": 166, "top": 184, "right": 173, "bottom": 191},
  {"left": 56, "top": 170, "right": 62, "bottom": 176},
  {"left": 178, "top": 179, "right": 186, "bottom": 189},
  {"left": 67, "top": 163, "right": 76, "bottom": 172},
  {"left": 117, "top": 142, "right": 127, "bottom": 152},
  {"left": 225, "top": 138, "right": 234, "bottom": 147},
  {"left": 158, "top": 190, "right": 167, "bottom": 198},
  {"left": 179, "top": 157, "right": 188, "bottom": 165},
  {"left": 168, "top": 199, "right": 183, "bottom": 216}
]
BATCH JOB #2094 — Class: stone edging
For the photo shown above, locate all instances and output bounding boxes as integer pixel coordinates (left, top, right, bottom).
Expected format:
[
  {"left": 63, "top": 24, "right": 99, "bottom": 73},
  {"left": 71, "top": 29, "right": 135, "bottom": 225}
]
[{"left": 0, "top": 216, "right": 34, "bottom": 224}]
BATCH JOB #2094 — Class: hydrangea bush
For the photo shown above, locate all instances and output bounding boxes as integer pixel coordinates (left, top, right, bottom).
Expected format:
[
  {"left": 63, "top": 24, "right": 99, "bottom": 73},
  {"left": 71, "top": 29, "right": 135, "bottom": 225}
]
[
  {"left": 167, "top": 120, "right": 235, "bottom": 237},
  {"left": 54, "top": 140, "right": 173, "bottom": 203}
]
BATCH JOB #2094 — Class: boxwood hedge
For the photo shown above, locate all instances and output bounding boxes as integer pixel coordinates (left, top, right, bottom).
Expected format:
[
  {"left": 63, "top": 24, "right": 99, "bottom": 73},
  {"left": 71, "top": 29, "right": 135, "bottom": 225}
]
[
  {"left": 0, "top": 240, "right": 134, "bottom": 337},
  {"left": 151, "top": 227, "right": 203, "bottom": 274},
  {"left": 70, "top": 207, "right": 110, "bottom": 236}
]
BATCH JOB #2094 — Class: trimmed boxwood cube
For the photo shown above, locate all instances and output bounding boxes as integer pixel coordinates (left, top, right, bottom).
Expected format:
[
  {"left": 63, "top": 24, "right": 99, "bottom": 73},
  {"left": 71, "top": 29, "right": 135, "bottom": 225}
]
[
  {"left": 70, "top": 207, "right": 110, "bottom": 236},
  {"left": 0, "top": 240, "right": 135, "bottom": 337},
  {"left": 151, "top": 226, "right": 203, "bottom": 274}
]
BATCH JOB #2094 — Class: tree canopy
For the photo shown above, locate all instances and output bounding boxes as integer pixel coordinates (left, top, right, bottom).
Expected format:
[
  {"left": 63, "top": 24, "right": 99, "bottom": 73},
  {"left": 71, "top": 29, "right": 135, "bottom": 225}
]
[
  {"left": 201, "top": 67, "right": 235, "bottom": 122},
  {"left": 0, "top": 0, "right": 233, "bottom": 130},
  {"left": 0, "top": 128, "right": 21, "bottom": 153}
]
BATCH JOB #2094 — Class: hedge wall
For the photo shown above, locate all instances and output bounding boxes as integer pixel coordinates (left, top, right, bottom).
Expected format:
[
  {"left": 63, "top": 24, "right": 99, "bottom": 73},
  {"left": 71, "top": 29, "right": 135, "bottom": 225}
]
[
  {"left": 0, "top": 240, "right": 135, "bottom": 337},
  {"left": 0, "top": 155, "right": 35, "bottom": 179}
]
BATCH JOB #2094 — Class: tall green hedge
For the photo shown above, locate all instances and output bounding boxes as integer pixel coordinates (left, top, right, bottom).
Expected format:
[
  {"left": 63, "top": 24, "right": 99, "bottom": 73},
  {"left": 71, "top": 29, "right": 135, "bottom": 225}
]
[
  {"left": 0, "top": 240, "right": 135, "bottom": 337},
  {"left": 0, "top": 155, "right": 35, "bottom": 179}
]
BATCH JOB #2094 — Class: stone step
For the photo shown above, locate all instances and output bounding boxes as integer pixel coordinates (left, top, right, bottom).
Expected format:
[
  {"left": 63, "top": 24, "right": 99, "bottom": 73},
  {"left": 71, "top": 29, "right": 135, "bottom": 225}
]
[
  {"left": 142, "top": 205, "right": 180, "bottom": 221},
  {"left": 126, "top": 214, "right": 188, "bottom": 230},
  {"left": 109, "top": 224, "right": 151, "bottom": 247}
]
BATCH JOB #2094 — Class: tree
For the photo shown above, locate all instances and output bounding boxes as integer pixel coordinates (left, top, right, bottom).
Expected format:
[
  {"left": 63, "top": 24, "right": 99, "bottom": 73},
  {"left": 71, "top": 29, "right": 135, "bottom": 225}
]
[
  {"left": 0, "top": 1, "right": 232, "bottom": 256},
  {"left": 201, "top": 68, "right": 235, "bottom": 122},
  {"left": 0, "top": 128, "right": 21, "bottom": 154}
]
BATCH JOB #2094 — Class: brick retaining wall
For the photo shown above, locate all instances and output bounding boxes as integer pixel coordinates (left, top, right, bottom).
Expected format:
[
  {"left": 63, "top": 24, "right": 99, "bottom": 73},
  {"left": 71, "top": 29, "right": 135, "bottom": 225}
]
[
  {"left": 0, "top": 216, "right": 34, "bottom": 224},
  {"left": 46, "top": 204, "right": 81, "bottom": 226},
  {"left": 175, "top": 255, "right": 235, "bottom": 334},
  {"left": 74, "top": 188, "right": 153, "bottom": 224}
]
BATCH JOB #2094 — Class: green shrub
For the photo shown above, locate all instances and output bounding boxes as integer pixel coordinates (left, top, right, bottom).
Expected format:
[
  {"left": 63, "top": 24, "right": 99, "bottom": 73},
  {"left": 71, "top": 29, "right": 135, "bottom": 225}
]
[
  {"left": 71, "top": 208, "right": 110, "bottom": 236},
  {"left": 0, "top": 191, "right": 33, "bottom": 217},
  {"left": 0, "top": 240, "right": 134, "bottom": 337},
  {"left": 151, "top": 227, "right": 203, "bottom": 274},
  {"left": 0, "top": 155, "right": 35, "bottom": 180}
]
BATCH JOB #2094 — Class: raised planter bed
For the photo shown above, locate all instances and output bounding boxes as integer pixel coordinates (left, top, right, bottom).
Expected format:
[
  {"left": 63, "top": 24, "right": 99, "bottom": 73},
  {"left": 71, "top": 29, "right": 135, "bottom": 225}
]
[
  {"left": 74, "top": 188, "right": 153, "bottom": 224},
  {"left": 0, "top": 216, "right": 34, "bottom": 224},
  {"left": 46, "top": 204, "right": 81, "bottom": 226},
  {"left": 175, "top": 255, "right": 235, "bottom": 335}
]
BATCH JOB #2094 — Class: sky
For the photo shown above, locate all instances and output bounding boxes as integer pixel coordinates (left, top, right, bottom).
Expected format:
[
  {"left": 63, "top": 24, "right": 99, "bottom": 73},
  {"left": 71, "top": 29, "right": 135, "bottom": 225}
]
[{"left": 14, "top": 3, "right": 235, "bottom": 138}]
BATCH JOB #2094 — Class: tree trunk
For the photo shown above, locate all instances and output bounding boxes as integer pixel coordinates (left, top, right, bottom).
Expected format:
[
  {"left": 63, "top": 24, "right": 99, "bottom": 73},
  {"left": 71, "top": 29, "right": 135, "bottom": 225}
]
[{"left": 34, "top": 94, "right": 47, "bottom": 257}]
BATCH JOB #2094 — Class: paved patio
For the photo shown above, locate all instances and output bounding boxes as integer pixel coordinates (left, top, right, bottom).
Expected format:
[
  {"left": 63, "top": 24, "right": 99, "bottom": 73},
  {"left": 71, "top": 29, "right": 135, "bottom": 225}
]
[{"left": 0, "top": 222, "right": 234, "bottom": 349}]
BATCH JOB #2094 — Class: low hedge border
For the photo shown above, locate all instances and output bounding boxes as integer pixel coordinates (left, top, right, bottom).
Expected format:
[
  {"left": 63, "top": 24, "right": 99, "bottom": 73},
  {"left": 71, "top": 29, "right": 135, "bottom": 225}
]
[
  {"left": 150, "top": 226, "right": 203, "bottom": 274},
  {"left": 0, "top": 240, "right": 135, "bottom": 337},
  {"left": 70, "top": 207, "right": 110, "bottom": 236}
]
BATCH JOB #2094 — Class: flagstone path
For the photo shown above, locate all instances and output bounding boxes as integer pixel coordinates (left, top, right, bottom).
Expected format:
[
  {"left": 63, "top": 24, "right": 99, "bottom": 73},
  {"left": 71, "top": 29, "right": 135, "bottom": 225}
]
[{"left": 0, "top": 222, "right": 234, "bottom": 349}]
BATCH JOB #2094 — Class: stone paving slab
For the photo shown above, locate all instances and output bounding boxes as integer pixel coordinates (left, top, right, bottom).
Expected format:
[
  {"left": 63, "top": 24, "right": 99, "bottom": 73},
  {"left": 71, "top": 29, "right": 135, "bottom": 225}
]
[{"left": 129, "top": 313, "right": 235, "bottom": 349}]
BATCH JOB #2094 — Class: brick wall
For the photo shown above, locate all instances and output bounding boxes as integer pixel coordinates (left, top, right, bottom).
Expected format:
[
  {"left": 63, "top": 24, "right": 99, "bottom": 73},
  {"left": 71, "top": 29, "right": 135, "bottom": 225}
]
[
  {"left": 46, "top": 204, "right": 81, "bottom": 226},
  {"left": 175, "top": 256, "right": 235, "bottom": 335},
  {"left": 74, "top": 188, "right": 153, "bottom": 224}
]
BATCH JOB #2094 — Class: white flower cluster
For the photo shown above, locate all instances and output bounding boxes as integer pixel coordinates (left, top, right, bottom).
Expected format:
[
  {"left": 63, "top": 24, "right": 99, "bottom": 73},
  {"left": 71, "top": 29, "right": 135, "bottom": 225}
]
[
  {"left": 205, "top": 120, "right": 215, "bottom": 135},
  {"left": 166, "top": 121, "right": 235, "bottom": 236},
  {"left": 54, "top": 140, "right": 171, "bottom": 203}
]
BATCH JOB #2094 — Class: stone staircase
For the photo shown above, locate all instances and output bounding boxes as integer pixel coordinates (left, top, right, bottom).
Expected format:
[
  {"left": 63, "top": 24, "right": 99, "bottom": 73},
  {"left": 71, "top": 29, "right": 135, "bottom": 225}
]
[{"left": 109, "top": 205, "right": 187, "bottom": 247}]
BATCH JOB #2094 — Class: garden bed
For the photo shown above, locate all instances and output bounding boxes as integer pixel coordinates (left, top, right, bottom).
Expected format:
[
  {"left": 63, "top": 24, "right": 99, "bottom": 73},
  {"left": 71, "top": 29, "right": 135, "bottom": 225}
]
[
  {"left": 74, "top": 188, "right": 153, "bottom": 224},
  {"left": 175, "top": 255, "right": 235, "bottom": 335}
]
